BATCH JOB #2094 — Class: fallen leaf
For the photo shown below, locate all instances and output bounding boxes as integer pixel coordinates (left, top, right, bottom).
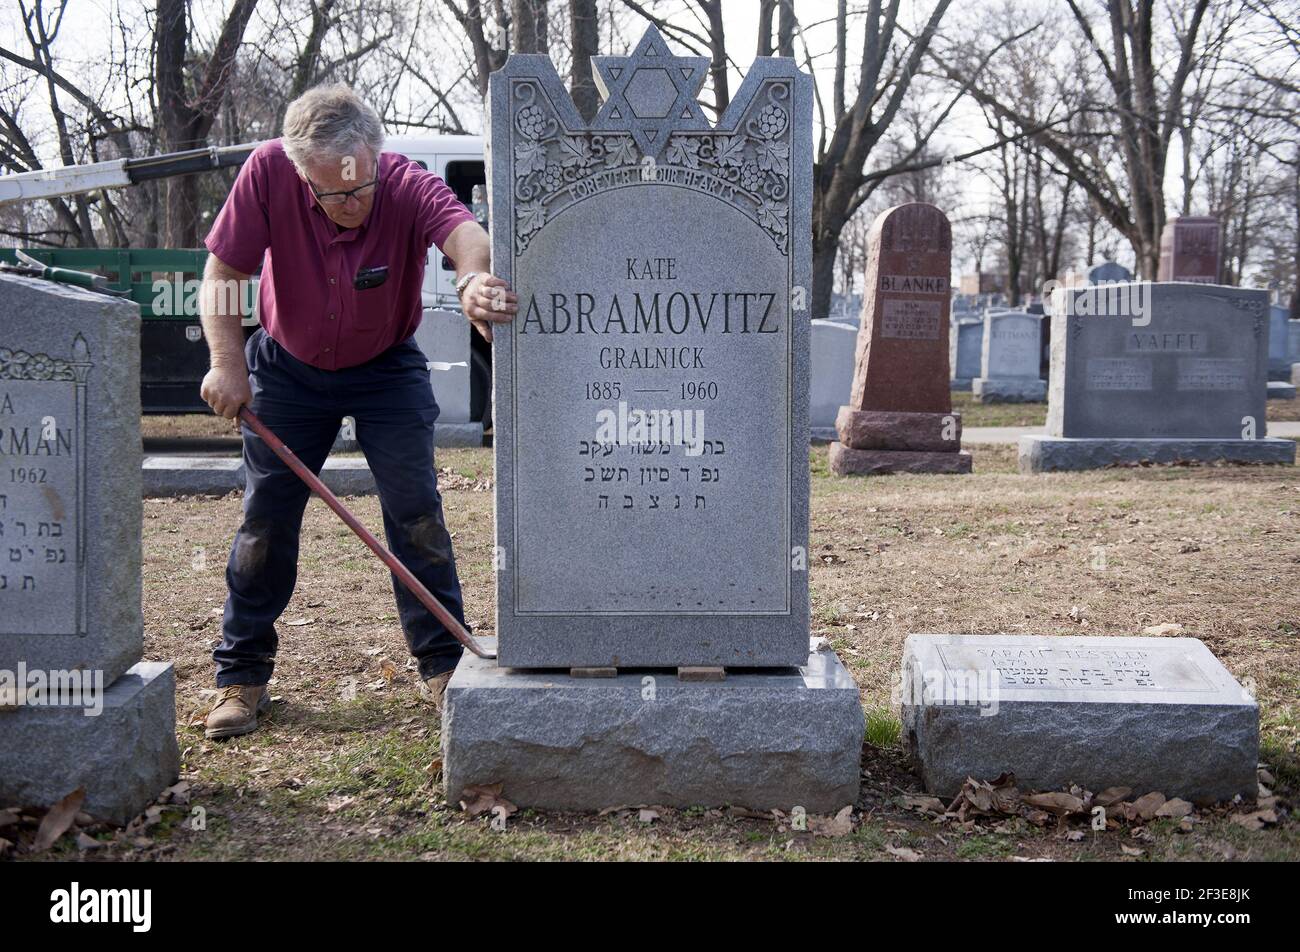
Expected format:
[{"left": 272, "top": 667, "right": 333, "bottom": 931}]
[
  {"left": 948, "top": 772, "right": 1020, "bottom": 820},
  {"left": 284, "top": 617, "right": 315, "bottom": 627},
  {"left": 1131, "top": 791, "right": 1167, "bottom": 821},
  {"left": 1093, "top": 786, "right": 1132, "bottom": 808},
  {"left": 811, "top": 805, "right": 854, "bottom": 837},
  {"left": 1120, "top": 844, "right": 1144, "bottom": 857},
  {"left": 75, "top": 832, "right": 104, "bottom": 851},
  {"left": 1230, "top": 809, "right": 1277, "bottom": 831},
  {"left": 1141, "top": 623, "right": 1183, "bottom": 637},
  {"left": 900, "top": 795, "right": 947, "bottom": 816},
  {"left": 1154, "top": 798, "right": 1193, "bottom": 819},
  {"left": 160, "top": 780, "right": 191, "bottom": 805},
  {"left": 379, "top": 659, "right": 398, "bottom": 683},
  {"left": 33, "top": 788, "right": 86, "bottom": 852},
  {"left": 459, "top": 783, "right": 517, "bottom": 819},
  {"left": 1023, "top": 792, "right": 1086, "bottom": 816},
  {"left": 886, "top": 844, "right": 922, "bottom": 862}
]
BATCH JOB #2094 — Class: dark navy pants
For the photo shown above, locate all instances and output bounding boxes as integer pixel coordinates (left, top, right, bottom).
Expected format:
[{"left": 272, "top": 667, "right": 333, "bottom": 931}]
[{"left": 214, "top": 328, "right": 467, "bottom": 687}]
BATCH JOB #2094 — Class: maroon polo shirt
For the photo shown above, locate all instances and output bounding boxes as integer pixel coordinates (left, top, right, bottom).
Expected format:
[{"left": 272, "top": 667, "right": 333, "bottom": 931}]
[{"left": 204, "top": 138, "right": 476, "bottom": 370}]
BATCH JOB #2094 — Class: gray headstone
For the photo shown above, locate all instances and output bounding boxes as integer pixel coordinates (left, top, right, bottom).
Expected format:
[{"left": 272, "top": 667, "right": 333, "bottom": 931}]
[
  {"left": 1088, "top": 261, "right": 1131, "bottom": 284},
  {"left": 489, "top": 25, "right": 812, "bottom": 668},
  {"left": 1290, "top": 319, "right": 1300, "bottom": 362},
  {"left": 948, "top": 318, "right": 983, "bottom": 389},
  {"left": 973, "top": 310, "right": 1045, "bottom": 402},
  {"left": 0, "top": 275, "right": 143, "bottom": 686},
  {"left": 1268, "top": 304, "right": 1290, "bottom": 380},
  {"left": 809, "top": 319, "right": 856, "bottom": 436},
  {"left": 901, "top": 634, "right": 1258, "bottom": 802},
  {"left": 0, "top": 274, "right": 178, "bottom": 823},
  {"left": 1046, "top": 282, "right": 1268, "bottom": 439},
  {"left": 415, "top": 308, "right": 475, "bottom": 424}
]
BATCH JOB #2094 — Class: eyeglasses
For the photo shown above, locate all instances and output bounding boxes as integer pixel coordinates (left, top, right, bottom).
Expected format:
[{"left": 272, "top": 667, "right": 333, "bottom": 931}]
[{"left": 308, "top": 175, "right": 379, "bottom": 205}]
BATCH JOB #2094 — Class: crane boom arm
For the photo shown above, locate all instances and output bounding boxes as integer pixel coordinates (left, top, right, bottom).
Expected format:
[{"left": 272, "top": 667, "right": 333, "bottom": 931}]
[{"left": 0, "top": 142, "right": 259, "bottom": 207}]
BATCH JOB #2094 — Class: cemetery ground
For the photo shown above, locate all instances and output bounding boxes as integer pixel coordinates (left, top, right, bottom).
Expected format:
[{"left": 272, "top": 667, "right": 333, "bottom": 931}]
[{"left": 22, "top": 437, "right": 1290, "bottom": 862}]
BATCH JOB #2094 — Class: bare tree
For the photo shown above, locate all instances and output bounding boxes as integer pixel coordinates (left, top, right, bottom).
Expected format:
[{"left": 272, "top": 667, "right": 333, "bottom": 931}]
[
  {"left": 154, "top": 0, "right": 260, "bottom": 247},
  {"left": 943, "top": 0, "right": 1216, "bottom": 278}
]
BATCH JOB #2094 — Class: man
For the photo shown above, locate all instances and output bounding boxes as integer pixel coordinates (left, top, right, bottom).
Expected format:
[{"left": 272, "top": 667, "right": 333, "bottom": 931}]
[{"left": 198, "top": 85, "right": 515, "bottom": 739}]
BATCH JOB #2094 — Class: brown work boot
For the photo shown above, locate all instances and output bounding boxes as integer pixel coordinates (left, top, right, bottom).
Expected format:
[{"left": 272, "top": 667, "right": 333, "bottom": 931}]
[
  {"left": 204, "top": 684, "right": 271, "bottom": 739},
  {"left": 419, "top": 671, "right": 454, "bottom": 713}
]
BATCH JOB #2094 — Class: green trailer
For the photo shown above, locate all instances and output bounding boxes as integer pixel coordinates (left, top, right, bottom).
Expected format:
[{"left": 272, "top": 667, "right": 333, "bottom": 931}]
[{"left": 0, "top": 247, "right": 255, "bottom": 413}]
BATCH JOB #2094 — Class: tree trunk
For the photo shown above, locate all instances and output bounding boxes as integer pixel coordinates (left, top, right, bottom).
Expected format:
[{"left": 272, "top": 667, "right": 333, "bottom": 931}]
[
  {"left": 512, "top": 0, "right": 547, "bottom": 53},
  {"left": 570, "top": 0, "right": 599, "bottom": 120}
]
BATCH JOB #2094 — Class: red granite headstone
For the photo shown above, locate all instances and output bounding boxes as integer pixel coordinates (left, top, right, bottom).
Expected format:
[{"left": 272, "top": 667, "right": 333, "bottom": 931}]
[
  {"left": 830, "top": 202, "right": 970, "bottom": 475},
  {"left": 1157, "top": 217, "right": 1222, "bottom": 284},
  {"left": 848, "top": 203, "right": 953, "bottom": 413}
]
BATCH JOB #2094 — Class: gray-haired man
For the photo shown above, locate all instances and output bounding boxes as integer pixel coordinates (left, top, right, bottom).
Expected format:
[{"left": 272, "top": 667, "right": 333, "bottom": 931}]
[{"left": 198, "top": 85, "right": 515, "bottom": 737}]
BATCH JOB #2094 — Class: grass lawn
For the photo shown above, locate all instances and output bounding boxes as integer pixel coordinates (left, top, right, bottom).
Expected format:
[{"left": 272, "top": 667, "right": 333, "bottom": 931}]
[{"left": 15, "top": 440, "right": 1296, "bottom": 861}]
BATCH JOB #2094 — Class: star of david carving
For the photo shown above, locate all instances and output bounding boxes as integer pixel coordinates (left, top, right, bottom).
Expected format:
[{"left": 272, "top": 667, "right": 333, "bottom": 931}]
[{"left": 590, "top": 24, "right": 711, "bottom": 159}]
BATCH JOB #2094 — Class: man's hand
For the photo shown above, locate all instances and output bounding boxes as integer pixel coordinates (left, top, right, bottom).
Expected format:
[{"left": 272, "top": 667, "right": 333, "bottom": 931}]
[
  {"left": 201, "top": 365, "right": 252, "bottom": 419},
  {"left": 461, "top": 273, "right": 518, "bottom": 342}
]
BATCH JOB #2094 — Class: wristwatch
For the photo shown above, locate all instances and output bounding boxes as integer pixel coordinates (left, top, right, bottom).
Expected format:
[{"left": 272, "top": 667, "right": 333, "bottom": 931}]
[{"left": 455, "top": 271, "right": 480, "bottom": 301}]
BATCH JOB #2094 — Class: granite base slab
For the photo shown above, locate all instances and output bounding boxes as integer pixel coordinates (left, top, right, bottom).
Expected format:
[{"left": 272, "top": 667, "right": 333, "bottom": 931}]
[
  {"left": 835, "top": 407, "right": 962, "bottom": 452},
  {"left": 901, "top": 634, "right": 1257, "bottom": 803},
  {"left": 0, "top": 662, "right": 179, "bottom": 825},
  {"left": 1018, "top": 435, "right": 1296, "bottom": 473},
  {"left": 1267, "top": 381, "right": 1296, "bottom": 400},
  {"left": 442, "top": 638, "right": 863, "bottom": 813},
  {"left": 144, "top": 456, "right": 396, "bottom": 496},
  {"left": 950, "top": 378, "right": 973, "bottom": 392},
  {"left": 973, "top": 377, "right": 1046, "bottom": 403},
  {"left": 828, "top": 442, "right": 972, "bottom": 475}
]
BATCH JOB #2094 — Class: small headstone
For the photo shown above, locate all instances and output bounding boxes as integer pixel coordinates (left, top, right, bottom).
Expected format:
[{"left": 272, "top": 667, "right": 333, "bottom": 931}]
[
  {"left": 0, "top": 274, "right": 178, "bottom": 824},
  {"left": 828, "top": 202, "right": 970, "bottom": 475},
  {"left": 809, "top": 319, "right": 856, "bottom": 440},
  {"left": 1088, "top": 261, "right": 1131, "bottom": 284},
  {"left": 1267, "top": 304, "right": 1291, "bottom": 381},
  {"left": 901, "top": 634, "right": 1258, "bottom": 803},
  {"left": 949, "top": 316, "right": 982, "bottom": 391},
  {"left": 1021, "top": 282, "right": 1295, "bottom": 471},
  {"left": 1157, "top": 216, "right": 1222, "bottom": 284},
  {"left": 972, "top": 310, "right": 1046, "bottom": 403}
]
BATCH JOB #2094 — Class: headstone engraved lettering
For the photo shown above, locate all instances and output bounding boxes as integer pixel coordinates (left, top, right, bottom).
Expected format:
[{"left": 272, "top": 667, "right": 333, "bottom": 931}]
[
  {"left": 0, "top": 336, "right": 89, "bottom": 635},
  {"left": 934, "top": 643, "right": 1217, "bottom": 693}
]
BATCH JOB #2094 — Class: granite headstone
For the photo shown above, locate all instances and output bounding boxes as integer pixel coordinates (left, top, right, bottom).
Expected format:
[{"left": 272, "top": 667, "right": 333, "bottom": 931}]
[
  {"left": 949, "top": 316, "right": 982, "bottom": 391},
  {"left": 1020, "top": 282, "right": 1295, "bottom": 470},
  {"left": 1157, "top": 217, "right": 1222, "bottom": 284},
  {"left": 972, "top": 310, "right": 1046, "bottom": 402},
  {"left": 828, "top": 203, "right": 970, "bottom": 475},
  {"left": 810, "top": 319, "right": 856, "bottom": 440},
  {"left": 444, "top": 25, "right": 862, "bottom": 813},
  {"left": 1088, "top": 261, "right": 1132, "bottom": 284},
  {"left": 0, "top": 274, "right": 178, "bottom": 824},
  {"left": 488, "top": 25, "right": 812, "bottom": 669},
  {"left": 902, "top": 634, "right": 1258, "bottom": 802}
]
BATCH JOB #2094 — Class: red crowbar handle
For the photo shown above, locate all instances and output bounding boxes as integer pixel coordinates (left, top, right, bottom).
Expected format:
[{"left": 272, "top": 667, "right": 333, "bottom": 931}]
[{"left": 238, "top": 406, "right": 497, "bottom": 661}]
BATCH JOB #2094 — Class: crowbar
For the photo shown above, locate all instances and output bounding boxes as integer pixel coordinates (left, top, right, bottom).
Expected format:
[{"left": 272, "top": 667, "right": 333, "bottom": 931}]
[{"left": 238, "top": 405, "right": 497, "bottom": 661}]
